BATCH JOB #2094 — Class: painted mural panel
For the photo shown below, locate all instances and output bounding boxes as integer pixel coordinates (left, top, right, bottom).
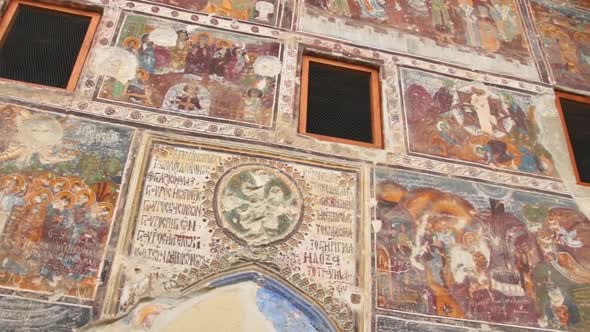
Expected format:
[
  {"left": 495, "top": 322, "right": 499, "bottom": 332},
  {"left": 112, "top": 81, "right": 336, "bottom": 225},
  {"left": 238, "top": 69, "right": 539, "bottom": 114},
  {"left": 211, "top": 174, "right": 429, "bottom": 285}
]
[
  {"left": 374, "top": 167, "right": 590, "bottom": 330},
  {"left": 401, "top": 68, "right": 555, "bottom": 176},
  {"left": 302, "top": 0, "right": 535, "bottom": 78},
  {"left": 137, "top": 0, "right": 291, "bottom": 27},
  {"left": 0, "top": 103, "right": 133, "bottom": 300},
  {"left": 96, "top": 13, "right": 282, "bottom": 127},
  {"left": 0, "top": 296, "right": 91, "bottom": 331},
  {"left": 531, "top": 0, "right": 590, "bottom": 92},
  {"left": 120, "top": 141, "right": 358, "bottom": 330}
]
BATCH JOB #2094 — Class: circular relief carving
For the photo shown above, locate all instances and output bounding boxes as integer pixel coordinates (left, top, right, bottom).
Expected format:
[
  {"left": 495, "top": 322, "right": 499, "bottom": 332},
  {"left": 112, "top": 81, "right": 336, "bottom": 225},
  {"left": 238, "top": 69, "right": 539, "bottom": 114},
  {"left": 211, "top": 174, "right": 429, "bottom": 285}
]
[{"left": 214, "top": 164, "right": 303, "bottom": 246}]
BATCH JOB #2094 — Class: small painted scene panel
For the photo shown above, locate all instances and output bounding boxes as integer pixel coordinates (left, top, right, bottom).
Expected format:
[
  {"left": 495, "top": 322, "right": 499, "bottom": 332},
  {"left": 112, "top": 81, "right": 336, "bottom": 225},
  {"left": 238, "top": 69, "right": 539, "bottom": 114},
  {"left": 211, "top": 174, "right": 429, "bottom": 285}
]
[
  {"left": 96, "top": 13, "right": 282, "bottom": 127},
  {"left": 375, "top": 167, "right": 590, "bottom": 330},
  {"left": 306, "top": 0, "right": 530, "bottom": 62},
  {"left": 401, "top": 68, "right": 555, "bottom": 176},
  {"left": 139, "top": 0, "right": 289, "bottom": 27},
  {"left": 0, "top": 104, "right": 134, "bottom": 300},
  {"left": 531, "top": 0, "right": 590, "bottom": 92}
]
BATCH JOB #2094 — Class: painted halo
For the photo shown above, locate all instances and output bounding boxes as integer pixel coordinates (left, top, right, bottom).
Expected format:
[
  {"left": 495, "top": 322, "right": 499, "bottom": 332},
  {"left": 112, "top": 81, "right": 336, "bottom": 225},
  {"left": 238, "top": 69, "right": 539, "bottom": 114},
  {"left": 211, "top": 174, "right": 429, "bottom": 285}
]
[{"left": 214, "top": 164, "right": 304, "bottom": 246}]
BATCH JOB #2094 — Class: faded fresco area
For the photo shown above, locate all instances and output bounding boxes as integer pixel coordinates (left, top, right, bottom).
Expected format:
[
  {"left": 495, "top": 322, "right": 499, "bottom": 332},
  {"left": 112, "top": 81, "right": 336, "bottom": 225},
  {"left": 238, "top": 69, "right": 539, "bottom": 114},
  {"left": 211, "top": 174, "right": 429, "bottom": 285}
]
[
  {"left": 306, "top": 0, "right": 529, "bottom": 61},
  {"left": 0, "top": 104, "right": 133, "bottom": 300},
  {"left": 96, "top": 14, "right": 282, "bottom": 127},
  {"left": 402, "top": 68, "right": 555, "bottom": 176},
  {"left": 119, "top": 143, "right": 358, "bottom": 330},
  {"left": 0, "top": 296, "right": 91, "bottom": 331},
  {"left": 375, "top": 167, "right": 590, "bottom": 330},
  {"left": 96, "top": 278, "right": 333, "bottom": 331},
  {"left": 139, "top": 0, "right": 287, "bottom": 26},
  {"left": 550, "top": 0, "right": 590, "bottom": 9},
  {"left": 531, "top": 0, "right": 590, "bottom": 91}
]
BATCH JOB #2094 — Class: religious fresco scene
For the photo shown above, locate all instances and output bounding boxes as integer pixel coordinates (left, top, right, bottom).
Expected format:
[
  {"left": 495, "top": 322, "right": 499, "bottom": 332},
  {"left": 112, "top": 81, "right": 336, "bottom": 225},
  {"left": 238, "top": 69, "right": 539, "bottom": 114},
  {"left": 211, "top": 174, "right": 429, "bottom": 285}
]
[
  {"left": 375, "top": 167, "right": 590, "bottom": 330},
  {"left": 117, "top": 141, "right": 359, "bottom": 330},
  {"left": 96, "top": 13, "right": 282, "bottom": 127},
  {"left": 530, "top": 0, "right": 590, "bottom": 92},
  {"left": 138, "top": 0, "right": 288, "bottom": 26},
  {"left": 305, "top": 0, "right": 530, "bottom": 61},
  {"left": 401, "top": 68, "right": 555, "bottom": 176},
  {"left": 0, "top": 103, "right": 133, "bottom": 300}
]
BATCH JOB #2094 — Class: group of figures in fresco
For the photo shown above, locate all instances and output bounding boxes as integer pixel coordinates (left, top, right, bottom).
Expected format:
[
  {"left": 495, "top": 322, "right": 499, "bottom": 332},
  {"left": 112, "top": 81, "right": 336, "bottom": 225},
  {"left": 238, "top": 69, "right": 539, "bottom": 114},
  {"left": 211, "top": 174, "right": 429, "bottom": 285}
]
[
  {"left": 375, "top": 168, "right": 590, "bottom": 330},
  {"left": 146, "top": 0, "right": 280, "bottom": 23},
  {"left": 308, "top": 0, "right": 529, "bottom": 60},
  {"left": 531, "top": 0, "right": 590, "bottom": 91},
  {"left": 99, "top": 14, "right": 281, "bottom": 126},
  {"left": 402, "top": 69, "right": 555, "bottom": 176},
  {"left": 0, "top": 104, "right": 131, "bottom": 299}
]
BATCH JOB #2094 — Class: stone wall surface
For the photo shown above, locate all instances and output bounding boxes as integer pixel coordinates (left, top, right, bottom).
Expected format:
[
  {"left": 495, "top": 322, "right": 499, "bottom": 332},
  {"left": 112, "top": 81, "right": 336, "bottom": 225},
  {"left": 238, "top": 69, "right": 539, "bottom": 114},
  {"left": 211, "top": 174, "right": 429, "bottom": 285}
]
[{"left": 0, "top": 0, "right": 589, "bottom": 331}]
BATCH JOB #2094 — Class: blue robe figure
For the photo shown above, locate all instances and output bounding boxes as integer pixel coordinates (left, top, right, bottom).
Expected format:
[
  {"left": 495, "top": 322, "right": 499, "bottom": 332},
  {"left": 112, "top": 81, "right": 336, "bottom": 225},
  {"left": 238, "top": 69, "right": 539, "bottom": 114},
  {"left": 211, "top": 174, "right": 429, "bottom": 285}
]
[{"left": 138, "top": 34, "right": 156, "bottom": 74}]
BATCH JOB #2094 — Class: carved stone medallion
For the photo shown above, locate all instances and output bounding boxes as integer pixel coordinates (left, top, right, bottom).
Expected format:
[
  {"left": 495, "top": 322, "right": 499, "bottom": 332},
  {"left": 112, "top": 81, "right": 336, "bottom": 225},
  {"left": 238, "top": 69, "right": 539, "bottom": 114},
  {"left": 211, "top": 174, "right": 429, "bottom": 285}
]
[{"left": 214, "top": 164, "right": 304, "bottom": 246}]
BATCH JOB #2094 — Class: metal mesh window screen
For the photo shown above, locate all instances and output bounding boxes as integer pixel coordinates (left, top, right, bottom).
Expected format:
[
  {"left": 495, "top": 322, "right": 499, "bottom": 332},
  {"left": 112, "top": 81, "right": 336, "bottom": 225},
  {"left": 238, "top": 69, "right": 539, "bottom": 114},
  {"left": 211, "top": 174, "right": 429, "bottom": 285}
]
[
  {"left": 305, "top": 60, "right": 374, "bottom": 144},
  {"left": 560, "top": 98, "right": 590, "bottom": 183},
  {"left": 0, "top": 4, "right": 91, "bottom": 88}
]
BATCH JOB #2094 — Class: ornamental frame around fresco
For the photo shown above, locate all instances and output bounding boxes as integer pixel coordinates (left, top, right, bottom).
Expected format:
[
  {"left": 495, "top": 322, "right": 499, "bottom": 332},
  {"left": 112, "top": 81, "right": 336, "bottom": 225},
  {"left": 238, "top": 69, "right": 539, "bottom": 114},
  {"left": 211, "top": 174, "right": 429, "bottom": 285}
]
[
  {"left": 94, "top": 11, "right": 283, "bottom": 129},
  {"left": 527, "top": 0, "right": 590, "bottom": 92},
  {"left": 399, "top": 66, "right": 557, "bottom": 180},
  {"left": 0, "top": 100, "right": 136, "bottom": 326},
  {"left": 133, "top": 0, "right": 296, "bottom": 29},
  {"left": 372, "top": 166, "right": 590, "bottom": 331},
  {"left": 102, "top": 132, "right": 365, "bottom": 331}
]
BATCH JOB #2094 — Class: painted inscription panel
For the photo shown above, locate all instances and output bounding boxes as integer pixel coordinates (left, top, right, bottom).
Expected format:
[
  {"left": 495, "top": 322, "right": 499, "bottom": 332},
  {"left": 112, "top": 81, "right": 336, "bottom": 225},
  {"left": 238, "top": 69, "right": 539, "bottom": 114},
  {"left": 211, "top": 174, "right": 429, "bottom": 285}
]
[
  {"left": 123, "top": 141, "right": 358, "bottom": 329},
  {"left": 96, "top": 13, "right": 282, "bottom": 127},
  {"left": 531, "top": 0, "right": 590, "bottom": 92},
  {"left": 0, "top": 103, "right": 133, "bottom": 300},
  {"left": 375, "top": 167, "right": 590, "bottom": 330},
  {"left": 138, "top": 0, "right": 289, "bottom": 27},
  {"left": 401, "top": 68, "right": 555, "bottom": 176}
]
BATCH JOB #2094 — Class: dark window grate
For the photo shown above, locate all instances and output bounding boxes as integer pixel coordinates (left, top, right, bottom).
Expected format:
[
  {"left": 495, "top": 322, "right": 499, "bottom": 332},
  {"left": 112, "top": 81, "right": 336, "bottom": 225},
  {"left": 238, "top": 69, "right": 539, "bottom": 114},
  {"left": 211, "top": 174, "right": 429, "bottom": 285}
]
[
  {"left": 0, "top": 4, "right": 91, "bottom": 88},
  {"left": 560, "top": 98, "right": 590, "bottom": 183},
  {"left": 305, "top": 60, "right": 374, "bottom": 144}
]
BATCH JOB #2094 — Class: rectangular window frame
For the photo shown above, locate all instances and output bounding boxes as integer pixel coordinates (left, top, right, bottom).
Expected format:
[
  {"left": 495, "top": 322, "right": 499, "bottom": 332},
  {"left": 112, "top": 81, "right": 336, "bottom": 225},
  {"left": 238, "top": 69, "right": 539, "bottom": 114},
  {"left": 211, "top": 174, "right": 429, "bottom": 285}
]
[
  {"left": 0, "top": 0, "right": 101, "bottom": 91},
  {"left": 298, "top": 55, "right": 383, "bottom": 149},
  {"left": 555, "top": 90, "right": 590, "bottom": 187}
]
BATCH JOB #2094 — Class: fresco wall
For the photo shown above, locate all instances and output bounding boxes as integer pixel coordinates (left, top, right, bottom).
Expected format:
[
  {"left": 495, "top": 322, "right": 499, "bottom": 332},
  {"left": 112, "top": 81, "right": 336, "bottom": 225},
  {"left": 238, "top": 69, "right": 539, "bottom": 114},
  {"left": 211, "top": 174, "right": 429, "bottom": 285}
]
[
  {"left": 374, "top": 167, "right": 590, "bottom": 330},
  {"left": 0, "top": 0, "right": 589, "bottom": 331}
]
